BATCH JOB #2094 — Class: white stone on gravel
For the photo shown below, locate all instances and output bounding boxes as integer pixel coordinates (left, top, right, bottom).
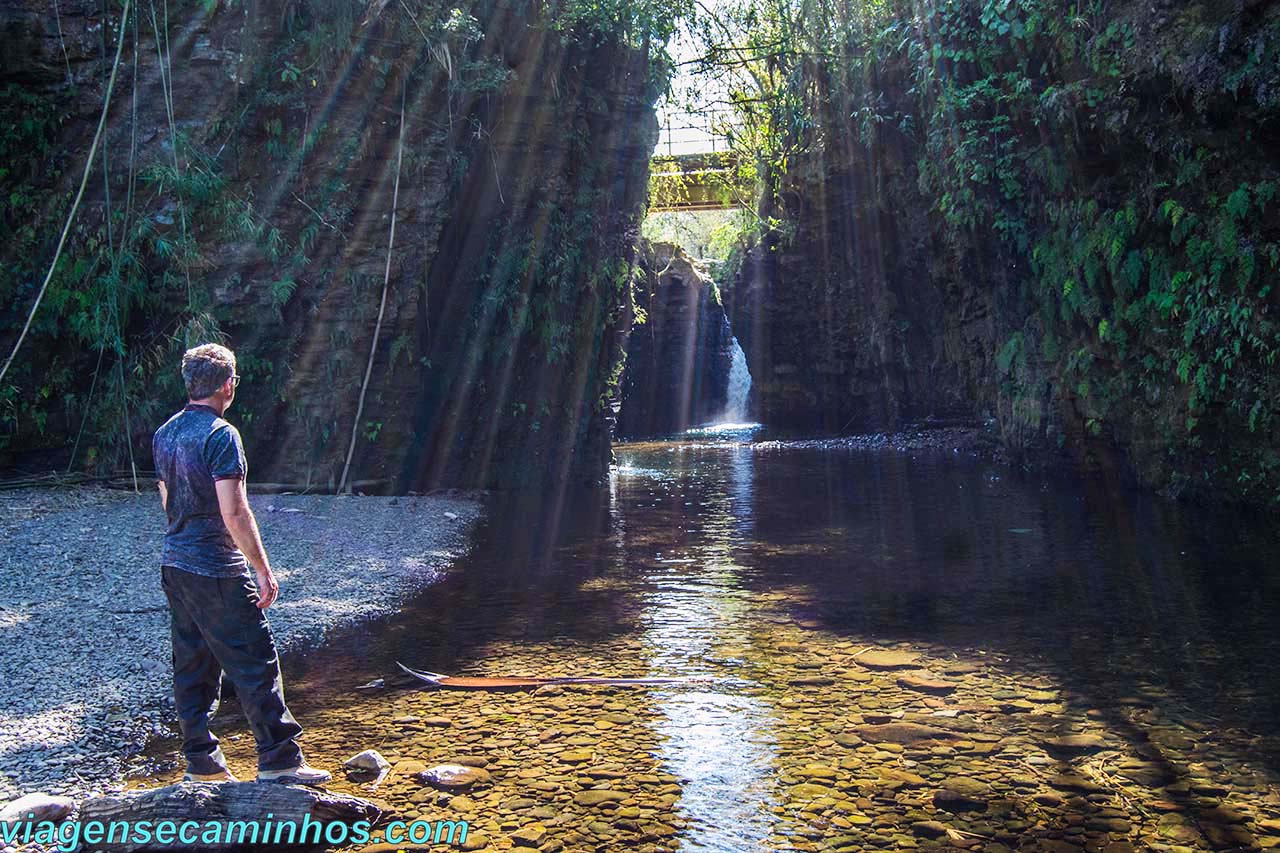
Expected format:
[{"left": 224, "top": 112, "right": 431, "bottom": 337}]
[
  {"left": 0, "top": 792, "right": 74, "bottom": 825},
  {"left": 0, "top": 487, "right": 479, "bottom": 803},
  {"left": 343, "top": 749, "right": 390, "bottom": 773}
]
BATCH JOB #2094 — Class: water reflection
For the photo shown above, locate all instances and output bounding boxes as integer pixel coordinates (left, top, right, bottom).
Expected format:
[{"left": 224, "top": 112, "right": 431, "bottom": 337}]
[
  {"left": 146, "top": 435, "right": 1280, "bottom": 852},
  {"left": 622, "top": 441, "right": 779, "bottom": 851}
]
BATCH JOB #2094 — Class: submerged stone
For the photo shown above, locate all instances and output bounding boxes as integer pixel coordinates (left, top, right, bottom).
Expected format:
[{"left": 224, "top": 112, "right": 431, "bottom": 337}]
[
  {"left": 414, "top": 764, "right": 493, "bottom": 790},
  {"left": 1039, "top": 734, "right": 1106, "bottom": 753},
  {"left": 856, "top": 650, "right": 921, "bottom": 669},
  {"left": 897, "top": 672, "right": 957, "bottom": 694},
  {"left": 854, "top": 723, "right": 956, "bottom": 744}
]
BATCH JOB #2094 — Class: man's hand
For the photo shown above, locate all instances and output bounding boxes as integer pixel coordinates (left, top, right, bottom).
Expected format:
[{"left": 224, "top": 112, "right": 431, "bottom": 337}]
[{"left": 255, "top": 566, "right": 279, "bottom": 609}]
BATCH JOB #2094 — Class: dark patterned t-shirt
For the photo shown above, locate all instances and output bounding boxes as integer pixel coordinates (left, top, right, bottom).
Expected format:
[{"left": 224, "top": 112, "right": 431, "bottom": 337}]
[{"left": 152, "top": 403, "right": 249, "bottom": 577}]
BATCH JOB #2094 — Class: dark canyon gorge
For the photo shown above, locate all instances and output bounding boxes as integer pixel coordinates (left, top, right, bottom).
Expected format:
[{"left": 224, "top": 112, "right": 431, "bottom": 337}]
[{"left": 2, "top": 0, "right": 1278, "bottom": 506}]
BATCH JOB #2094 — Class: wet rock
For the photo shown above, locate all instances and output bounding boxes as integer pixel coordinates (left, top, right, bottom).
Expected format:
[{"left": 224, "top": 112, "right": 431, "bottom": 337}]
[
  {"left": 944, "top": 662, "right": 983, "bottom": 674},
  {"left": 414, "top": 764, "right": 493, "bottom": 790},
  {"left": 897, "top": 672, "right": 957, "bottom": 695},
  {"left": 854, "top": 723, "right": 957, "bottom": 744},
  {"left": 796, "top": 765, "right": 838, "bottom": 780},
  {"left": 911, "top": 820, "right": 949, "bottom": 838},
  {"left": 789, "top": 783, "right": 833, "bottom": 799},
  {"left": 451, "top": 757, "right": 490, "bottom": 768},
  {"left": 1198, "top": 804, "right": 1247, "bottom": 824},
  {"left": 942, "top": 777, "right": 990, "bottom": 799},
  {"left": 1047, "top": 774, "right": 1107, "bottom": 793},
  {"left": 573, "top": 790, "right": 627, "bottom": 806},
  {"left": 392, "top": 759, "right": 427, "bottom": 775},
  {"left": 942, "top": 778, "right": 988, "bottom": 809},
  {"left": 1039, "top": 734, "right": 1106, "bottom": 754},
  {"left": 617, "top": 243, "right": 737, "bottom": 437},
  {"left": 878, "top": 768, "right": 927, "bottom": 787},
  {"left": 1200, "top": 822, "right": 1255, "bottom": 848},
  {"left": 856, "top": 650, "right": 921, "bottom": 669},
  {"left": 1117, "top": 762, "right": 1176, "bottom": 786},
  {"left": 1157, "top": 813, "right": 1205, "bottom": 845},
  {"left": 510, "top": 823, "right": 547, "bottom": 846},
  {"left": 459, "top": 830, "right": 490, "bottom": 851}
]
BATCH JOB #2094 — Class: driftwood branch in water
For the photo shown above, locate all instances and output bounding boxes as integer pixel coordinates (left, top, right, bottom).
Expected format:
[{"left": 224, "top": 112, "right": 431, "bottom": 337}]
[
  {"left": 75, "top": 782, "right": 383, "bottom": 852},
  {"left": 397, "top": 662, "right": 713, "bottom": 691}
]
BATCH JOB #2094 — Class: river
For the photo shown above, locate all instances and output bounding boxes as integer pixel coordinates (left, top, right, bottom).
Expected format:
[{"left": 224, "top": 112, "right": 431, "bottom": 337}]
[{"left": 136, "top": 431, "right": 1280, "bottom": 851}]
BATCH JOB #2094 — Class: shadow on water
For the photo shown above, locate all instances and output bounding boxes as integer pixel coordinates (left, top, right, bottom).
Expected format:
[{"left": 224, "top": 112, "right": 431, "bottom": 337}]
[
  {"left": 733, "top": 445, "right": 1280, "bottom": 736},
  {"left": 284, "top": 487, "right": 628, "bottom": 692},
  {"left": 145, "top": 433, "right": 1280, "bottom": 851}
]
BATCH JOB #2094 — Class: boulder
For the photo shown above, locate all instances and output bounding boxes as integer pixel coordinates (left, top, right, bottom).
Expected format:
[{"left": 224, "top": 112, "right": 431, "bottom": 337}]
[{"left": 75, "top": 782, "right": 382, "bottom": 852}]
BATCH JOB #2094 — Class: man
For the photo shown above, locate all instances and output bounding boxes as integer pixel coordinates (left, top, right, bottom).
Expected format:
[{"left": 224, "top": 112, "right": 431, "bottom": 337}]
[{"left": 151, "top": 343, "right": 330, "bottom": 785}]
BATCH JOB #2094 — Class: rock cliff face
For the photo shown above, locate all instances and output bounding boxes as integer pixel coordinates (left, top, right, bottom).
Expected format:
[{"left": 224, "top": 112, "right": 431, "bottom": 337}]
[
  {"left": 727, "top": 0, "right": 1280, "bottom": 502},
  {"left": 726, "top": 144, "right": 978, "bottom": 435},
  {"left": 616, "top": 242, "right": 734, "bottom": 438},
  {"left": 0, "top": 0, "right": 659, "bottom": 492}
]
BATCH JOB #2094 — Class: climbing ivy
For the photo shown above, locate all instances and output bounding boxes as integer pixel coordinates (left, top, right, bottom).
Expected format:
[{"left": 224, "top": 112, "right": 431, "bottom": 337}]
[{"left": 686, "top": 0, "right": 1280, "bottom": 503}]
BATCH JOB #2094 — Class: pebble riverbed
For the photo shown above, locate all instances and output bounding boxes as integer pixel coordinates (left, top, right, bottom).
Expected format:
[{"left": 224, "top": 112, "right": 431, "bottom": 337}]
[
  {"left": 121, "top": 434, "right": 1280, "bottom": 853},
  {"left": 0, "top": 487, "right": 479, "bottom": 804}
]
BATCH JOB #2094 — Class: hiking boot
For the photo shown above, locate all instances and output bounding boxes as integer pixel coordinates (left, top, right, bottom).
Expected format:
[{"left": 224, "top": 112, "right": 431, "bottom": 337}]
[
  {"left": 183, "top": 767, "right": 238, "bottom": 782},
  {"left": 256, "top": 764, "right": 331, "bottom": 786}
]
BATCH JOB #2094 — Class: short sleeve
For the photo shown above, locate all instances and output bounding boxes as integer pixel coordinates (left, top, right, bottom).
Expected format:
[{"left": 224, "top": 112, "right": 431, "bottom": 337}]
[
  {"left": 206, "top": 425, "right": 248, "bottom": 482},
  {"left": 151, "top": 431, "right": 164, "bottom": 483}
]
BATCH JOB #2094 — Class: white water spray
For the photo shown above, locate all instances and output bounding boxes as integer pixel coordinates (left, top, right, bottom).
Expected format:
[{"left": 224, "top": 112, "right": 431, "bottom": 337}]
[{"left": 721, "top": 336, "right": 751, "bottom": 424}]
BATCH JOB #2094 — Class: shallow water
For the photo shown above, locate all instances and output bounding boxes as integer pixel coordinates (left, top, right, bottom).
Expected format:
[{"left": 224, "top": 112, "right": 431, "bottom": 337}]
[{"left": 137, "top": 435, "right": 1280, "bottom": 851}]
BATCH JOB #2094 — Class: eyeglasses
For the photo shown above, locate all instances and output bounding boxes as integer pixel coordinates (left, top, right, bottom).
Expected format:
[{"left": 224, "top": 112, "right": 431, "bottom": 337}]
[{"left": 230, "top": 374, "right": 241, "bottom": 389}]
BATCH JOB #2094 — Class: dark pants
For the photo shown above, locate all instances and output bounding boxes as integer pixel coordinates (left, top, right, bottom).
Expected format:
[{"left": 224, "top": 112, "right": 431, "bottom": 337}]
[{"left": 161, "top": 565, "right": 304, "bottom": 773}]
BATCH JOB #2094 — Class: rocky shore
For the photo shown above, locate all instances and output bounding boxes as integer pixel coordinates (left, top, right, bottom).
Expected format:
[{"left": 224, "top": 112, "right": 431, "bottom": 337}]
[{"left": 0, "top": 487, "right": 479, "bottom": 804}]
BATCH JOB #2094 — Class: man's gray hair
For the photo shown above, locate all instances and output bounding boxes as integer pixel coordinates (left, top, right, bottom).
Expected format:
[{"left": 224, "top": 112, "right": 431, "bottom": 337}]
[{"left": 182, "top": 343, "right": 236, "bottom": 400}]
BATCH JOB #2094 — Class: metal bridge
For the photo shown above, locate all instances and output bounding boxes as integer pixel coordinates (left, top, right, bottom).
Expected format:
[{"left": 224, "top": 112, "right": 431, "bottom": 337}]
[{"left": 649, "top": 109, "right": 741, "bottom": 213}]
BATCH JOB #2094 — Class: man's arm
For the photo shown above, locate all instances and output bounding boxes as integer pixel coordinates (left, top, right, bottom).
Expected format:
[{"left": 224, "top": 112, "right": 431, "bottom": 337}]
[
  {"left": 214, "top": 478, "right": 279, "bottom": 609},
  {"left": 157, "top": 480, "right": 168, "bottom": 512}
]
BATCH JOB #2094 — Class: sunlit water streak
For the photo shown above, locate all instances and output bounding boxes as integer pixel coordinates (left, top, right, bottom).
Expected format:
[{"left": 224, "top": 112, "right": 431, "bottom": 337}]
[
  {"left": 159, "top": 434, "right": 1280, "bottom": 853},
  {"left": 631, "top": 442, "right": 781, "bottom": 851}
]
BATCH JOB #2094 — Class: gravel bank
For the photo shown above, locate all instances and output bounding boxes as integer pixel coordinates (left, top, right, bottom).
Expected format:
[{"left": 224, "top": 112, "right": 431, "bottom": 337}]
[{"left": 0, "top": 487, "right": 480, "bottom": 802}]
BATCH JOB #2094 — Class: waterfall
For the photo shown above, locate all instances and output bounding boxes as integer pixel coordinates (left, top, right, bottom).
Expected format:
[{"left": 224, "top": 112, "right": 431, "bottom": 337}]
[{"left": 721, "top": 337, "right": 751, "bottom": 424}]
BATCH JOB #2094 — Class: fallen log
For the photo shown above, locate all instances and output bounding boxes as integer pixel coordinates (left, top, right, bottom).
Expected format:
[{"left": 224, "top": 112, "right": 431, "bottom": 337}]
[
  {"left": 397, "top": 661, "right": 714, "bottom": 690},
  {"left": 74, "top": 782, "right": 383, "bottom": 852}
]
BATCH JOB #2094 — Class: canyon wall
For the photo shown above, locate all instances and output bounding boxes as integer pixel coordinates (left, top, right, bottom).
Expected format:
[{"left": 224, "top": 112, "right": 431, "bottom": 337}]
[
  {"left": 0, "top": 0, "right": 661, "bottom": 492},
  {"left": 726, "top": 0, "right": 1280, "bottom": 502},
  {"left": 616, "top": 241, "right": 734, "bottom": 438}
]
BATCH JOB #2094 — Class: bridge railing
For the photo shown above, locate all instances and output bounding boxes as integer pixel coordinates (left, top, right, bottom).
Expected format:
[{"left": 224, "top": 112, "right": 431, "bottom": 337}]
[{"left": 654, "top": 108, "right": 737, "bottom": 158}]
